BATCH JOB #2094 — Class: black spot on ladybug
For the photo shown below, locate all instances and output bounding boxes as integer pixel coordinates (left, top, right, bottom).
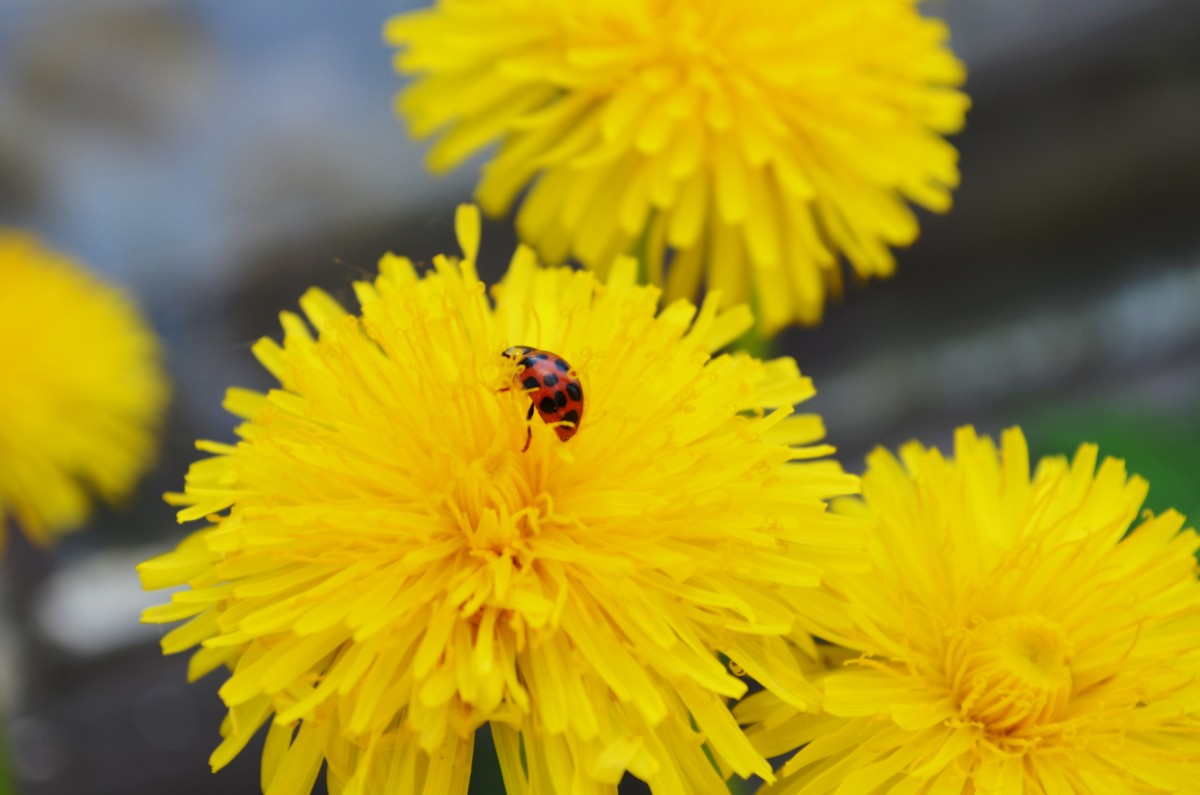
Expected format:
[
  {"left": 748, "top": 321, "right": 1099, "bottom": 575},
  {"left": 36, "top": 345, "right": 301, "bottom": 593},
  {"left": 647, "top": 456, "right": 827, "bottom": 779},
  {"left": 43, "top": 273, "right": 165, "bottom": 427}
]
[
  {"left": 520, "top": 357, "right": 537, "bottom": 370},
  {"left": 555, "top": 391, "right": 567, "bottom": 408},
  {"left": 554, "top": 358, "right": 569, "bottom": 372},
  {"left": 565, "top": 382, "right": 582, "bottom": 401},
  {"left": 541, "top": 373, "right": 559, "bottom": 388},
  {"left": 561, "top": 409, "right": 580, "bottom": 426},
  {"left": 535, "top": 353, "right": 550, "bottom": 360},
  {"left": 522, "top": 376, "right": 540, "bottom": 391},
  {"left": 539, "top": 396, "right": 558, "bottom": 415}
]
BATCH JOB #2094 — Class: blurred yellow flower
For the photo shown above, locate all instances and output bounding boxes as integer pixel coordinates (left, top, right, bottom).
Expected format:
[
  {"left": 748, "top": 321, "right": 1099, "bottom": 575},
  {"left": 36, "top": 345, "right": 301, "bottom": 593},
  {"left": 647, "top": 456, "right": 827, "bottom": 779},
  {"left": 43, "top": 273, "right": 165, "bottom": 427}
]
[
  {"left": 739, "top": 427, "right": 1200, "bottom": 794},
  {"left": 0, "top": 231, "right": 166, "bottom": 547},
  {"left": 386, "top": 0, "right": 967, "bottom": 333},
  {"left": 139, "top": 206, "right": 863, "bottom": 794}
]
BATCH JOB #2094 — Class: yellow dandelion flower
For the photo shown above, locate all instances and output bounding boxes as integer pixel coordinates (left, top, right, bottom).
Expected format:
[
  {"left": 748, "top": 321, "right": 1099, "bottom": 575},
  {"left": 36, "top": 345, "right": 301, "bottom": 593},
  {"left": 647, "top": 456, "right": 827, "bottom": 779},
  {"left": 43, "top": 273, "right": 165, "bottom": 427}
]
[
  {"left": 739, "top": 426, "right": 1200, "bottom": 794},
  {"left": 138, "top": 206, "right": 863, "bottom": 794},
  {"left": 385, "top": 0, "right": 968, "bottom": 333},
  {"left": 0, "top": 231, "right": 167, "bottom": 547}
]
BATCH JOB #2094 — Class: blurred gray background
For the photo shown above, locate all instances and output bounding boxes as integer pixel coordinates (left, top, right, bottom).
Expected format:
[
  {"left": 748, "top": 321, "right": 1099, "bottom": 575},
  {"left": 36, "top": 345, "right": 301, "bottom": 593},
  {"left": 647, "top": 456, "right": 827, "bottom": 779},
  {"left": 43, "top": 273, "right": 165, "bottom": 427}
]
[{"left": 1, "top": 1, "right": 1198, "bottom": 793}]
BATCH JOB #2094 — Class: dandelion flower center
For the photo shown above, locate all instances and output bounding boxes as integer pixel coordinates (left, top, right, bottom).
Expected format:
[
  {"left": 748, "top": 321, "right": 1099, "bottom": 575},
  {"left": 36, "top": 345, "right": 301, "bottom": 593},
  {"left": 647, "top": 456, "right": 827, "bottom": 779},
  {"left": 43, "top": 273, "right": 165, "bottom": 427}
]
[
  {"left": 740, "top": 427, "right": 1200, "bottom": 792},
  {"left": 653, "top": 5, "right": 731, "bottom": 72},
  {"left": 948, "top": 613, "right": 1073, "bottom": 734}
]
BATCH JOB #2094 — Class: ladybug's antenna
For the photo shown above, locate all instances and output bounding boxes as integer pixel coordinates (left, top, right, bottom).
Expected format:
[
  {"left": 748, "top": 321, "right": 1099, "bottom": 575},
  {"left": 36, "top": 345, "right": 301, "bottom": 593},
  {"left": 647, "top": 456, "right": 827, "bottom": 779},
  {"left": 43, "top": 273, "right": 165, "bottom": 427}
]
[
  {"left": 528, "top": 304, "right": 545, "bottom": 345},
  {"left": 558, "top": 304, "right": 578, "bottom": 354}
]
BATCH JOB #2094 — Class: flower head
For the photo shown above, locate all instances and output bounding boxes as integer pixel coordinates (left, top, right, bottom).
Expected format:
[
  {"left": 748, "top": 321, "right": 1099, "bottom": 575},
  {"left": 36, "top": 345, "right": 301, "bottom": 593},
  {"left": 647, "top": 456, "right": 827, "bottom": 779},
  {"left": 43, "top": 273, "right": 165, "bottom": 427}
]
[
  {"left": 0, "top": 231, "right": 166, "bottom": 546},
  {"left": 139, "top": 207, "right": 862, "bottom": 794},
  {"left": 739, "top": 427, "right": 1200, "bottom": 793},
  {"left": 386, "top": 0, "right": 967, "bottom": 332}
]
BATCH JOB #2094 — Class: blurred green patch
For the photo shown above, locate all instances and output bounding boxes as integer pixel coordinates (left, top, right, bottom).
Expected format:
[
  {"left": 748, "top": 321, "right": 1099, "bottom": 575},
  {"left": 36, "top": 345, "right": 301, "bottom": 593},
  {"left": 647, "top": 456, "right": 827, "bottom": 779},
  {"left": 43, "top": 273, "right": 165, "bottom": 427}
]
[
  {"left": 1024, "top": 405, "right": 1200, "bottom": 526},
  {"left": 0, "top": 734, "right": 11, "bottom": 795}
]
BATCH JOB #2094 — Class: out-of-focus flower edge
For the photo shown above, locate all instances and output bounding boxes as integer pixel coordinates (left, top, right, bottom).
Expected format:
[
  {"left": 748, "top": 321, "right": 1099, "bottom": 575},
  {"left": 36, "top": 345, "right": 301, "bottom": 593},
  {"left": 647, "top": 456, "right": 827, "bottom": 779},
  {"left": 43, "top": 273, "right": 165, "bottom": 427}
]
[
  {"left": 388, "top": 0, "right": 968, "bottom": 333},
  {"left": 0, "top": 230, "right": 167, "bottom": 546}
]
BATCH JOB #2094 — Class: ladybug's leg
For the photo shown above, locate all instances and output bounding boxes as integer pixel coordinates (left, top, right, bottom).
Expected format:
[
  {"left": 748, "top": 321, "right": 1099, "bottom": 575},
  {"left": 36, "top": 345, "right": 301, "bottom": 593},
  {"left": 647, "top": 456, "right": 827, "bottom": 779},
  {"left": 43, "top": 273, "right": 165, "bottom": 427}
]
[{"left": 521, "top": 402, "right": 534, "bottom": 452}]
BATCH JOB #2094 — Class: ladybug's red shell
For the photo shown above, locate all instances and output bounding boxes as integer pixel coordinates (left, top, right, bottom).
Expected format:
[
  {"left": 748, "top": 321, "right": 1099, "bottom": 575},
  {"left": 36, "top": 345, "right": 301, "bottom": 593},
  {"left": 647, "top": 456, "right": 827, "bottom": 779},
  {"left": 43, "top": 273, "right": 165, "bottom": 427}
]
[{"left": 502, "top": 346, "right": 584, "bottom": 443}]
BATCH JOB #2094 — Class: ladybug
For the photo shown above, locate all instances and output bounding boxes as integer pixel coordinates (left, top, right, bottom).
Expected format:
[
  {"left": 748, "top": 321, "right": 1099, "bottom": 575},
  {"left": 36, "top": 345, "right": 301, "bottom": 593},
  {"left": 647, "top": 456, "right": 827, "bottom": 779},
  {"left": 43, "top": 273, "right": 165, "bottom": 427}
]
[{"left": 501, "top": 346, "right": 584, "bottom": 452}]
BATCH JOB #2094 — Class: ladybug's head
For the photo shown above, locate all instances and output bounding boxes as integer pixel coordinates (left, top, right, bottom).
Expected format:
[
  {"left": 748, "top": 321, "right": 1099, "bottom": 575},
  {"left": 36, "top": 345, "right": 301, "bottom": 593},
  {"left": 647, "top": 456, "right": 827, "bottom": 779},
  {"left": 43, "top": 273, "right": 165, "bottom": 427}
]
[{"left": 501, "top": 345, "right": 534, "bottom": 361}]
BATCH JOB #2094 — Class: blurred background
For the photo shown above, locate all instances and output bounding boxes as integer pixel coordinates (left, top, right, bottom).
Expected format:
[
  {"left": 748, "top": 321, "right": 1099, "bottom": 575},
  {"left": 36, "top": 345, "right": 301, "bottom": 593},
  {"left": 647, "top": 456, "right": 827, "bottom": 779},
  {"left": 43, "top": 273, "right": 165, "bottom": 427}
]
[{"left": 1, "top": 0, "right": 1198, "bottom": 792}]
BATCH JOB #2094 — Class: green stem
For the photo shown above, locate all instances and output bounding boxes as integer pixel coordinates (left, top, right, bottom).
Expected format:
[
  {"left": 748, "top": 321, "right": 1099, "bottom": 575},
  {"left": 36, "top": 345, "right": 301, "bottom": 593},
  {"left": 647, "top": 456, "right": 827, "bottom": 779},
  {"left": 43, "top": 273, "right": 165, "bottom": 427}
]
[
  {"left": 732, "top": 290, "right": 776, "bottom": 359},
  {"left": 628, "top": 214, "right": 775, "bottom": 360},
  {"left": 727, "top": 777, "right": 752, "bottom": 795},
  {"left": 629, "top": 211, "right": 658, "bottom": 286},
  {"left": 733, "top": 323, "right": 772, "bottom": 360}
]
